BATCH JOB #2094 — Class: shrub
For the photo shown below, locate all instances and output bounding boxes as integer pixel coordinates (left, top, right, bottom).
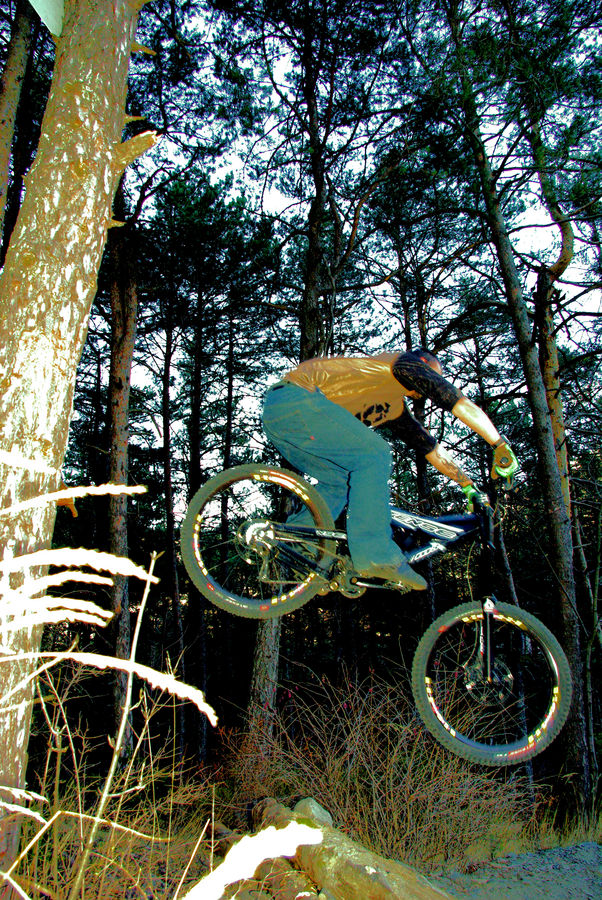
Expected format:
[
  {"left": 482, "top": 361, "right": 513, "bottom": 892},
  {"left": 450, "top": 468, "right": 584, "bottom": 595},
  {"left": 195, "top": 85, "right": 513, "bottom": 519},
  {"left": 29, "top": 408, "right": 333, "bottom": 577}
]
[{"left": 227, "top": 670, "right": 535, "bottom": 868}]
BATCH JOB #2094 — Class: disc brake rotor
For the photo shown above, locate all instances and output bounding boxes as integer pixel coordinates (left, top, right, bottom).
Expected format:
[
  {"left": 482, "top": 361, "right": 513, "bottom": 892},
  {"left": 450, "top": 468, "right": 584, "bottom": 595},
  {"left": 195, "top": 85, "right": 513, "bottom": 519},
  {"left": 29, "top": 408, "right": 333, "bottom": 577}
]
[{"left": 463, "top": 660, "right": 514, "bottom": 704}]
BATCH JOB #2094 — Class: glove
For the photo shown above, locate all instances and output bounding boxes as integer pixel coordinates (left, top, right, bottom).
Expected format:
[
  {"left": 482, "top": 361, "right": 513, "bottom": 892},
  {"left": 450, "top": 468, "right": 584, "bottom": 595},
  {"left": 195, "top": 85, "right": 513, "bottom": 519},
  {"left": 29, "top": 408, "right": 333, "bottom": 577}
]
[
  {"left": 461, "top": 484, "right": 489, "bottom": 512},
  {"left": 491, "top": 437, "right": 519, "bottom": 481}
]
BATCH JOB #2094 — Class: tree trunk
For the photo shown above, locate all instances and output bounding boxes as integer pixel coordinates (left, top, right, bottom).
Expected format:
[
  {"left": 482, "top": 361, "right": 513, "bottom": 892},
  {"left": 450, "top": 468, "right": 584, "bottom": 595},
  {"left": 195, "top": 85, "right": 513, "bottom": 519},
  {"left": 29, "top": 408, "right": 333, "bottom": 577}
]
[
  {"left": 299, "top": 25, "right": 327, "bottom": 361},
  {"left": 445, "top": 1, "right": 591, "bottom": 805},
  {"left": 188, "top": 285, "right": 205, "bottom": 498},
  {"left": 108, "top": 182, "right": 138, "bottom": 759},
  {"left": 224, "top": 308, "right": 235, "bottom": 469},
  {"left": 0, "top": 0, "right": 34, "bottom": 243},
  {"left": 185, "top": 282, "right": 208, "bottom": 761},
  {"left": 0, "top": 0, "right": 155, "bottom": 872},
  {"left": 503, "top": 3, "right": 593, "bottom": 798},
  {"left": 247, "top": 26, "right": 329, "bottom": 750},
  {"left": 247, "top": 617, "right": 282, "bottom": 752},
  {"left": 161, "top": 305, "right": 185, "bottom": 759},
  {"left": 0, "top": 16, "right": 43, "bottom": 266},
  {"left": 573, "top": 502, "right": 600, "bottom": 796},
  {"left": 535, "top": 271, "right": 572, "bottom": 515}
]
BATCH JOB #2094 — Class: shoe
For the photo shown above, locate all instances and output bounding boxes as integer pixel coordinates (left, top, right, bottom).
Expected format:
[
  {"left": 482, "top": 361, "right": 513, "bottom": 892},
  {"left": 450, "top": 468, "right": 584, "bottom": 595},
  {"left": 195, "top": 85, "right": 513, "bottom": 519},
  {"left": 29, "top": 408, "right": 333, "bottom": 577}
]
[{"left": 358, "top": 558, "right": 427, "bottom": 591}]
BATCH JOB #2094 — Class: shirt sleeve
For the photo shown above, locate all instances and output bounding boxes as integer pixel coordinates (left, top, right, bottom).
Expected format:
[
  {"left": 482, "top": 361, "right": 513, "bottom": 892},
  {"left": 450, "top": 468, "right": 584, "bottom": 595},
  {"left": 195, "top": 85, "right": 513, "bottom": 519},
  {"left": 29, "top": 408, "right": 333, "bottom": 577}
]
[
  {"left": 385, "top": 404, "right": 438, "bottom": 457},
  {"left": 392, "top": 355, "right": 463, "bottom": 412}
]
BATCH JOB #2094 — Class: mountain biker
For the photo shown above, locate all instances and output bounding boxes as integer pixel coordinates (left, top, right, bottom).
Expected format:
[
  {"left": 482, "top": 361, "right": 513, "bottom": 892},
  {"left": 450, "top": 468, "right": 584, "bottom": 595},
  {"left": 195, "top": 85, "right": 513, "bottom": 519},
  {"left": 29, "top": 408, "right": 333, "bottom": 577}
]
[{"left": 262, "top": 348, "right": 518, "bottom": 591}]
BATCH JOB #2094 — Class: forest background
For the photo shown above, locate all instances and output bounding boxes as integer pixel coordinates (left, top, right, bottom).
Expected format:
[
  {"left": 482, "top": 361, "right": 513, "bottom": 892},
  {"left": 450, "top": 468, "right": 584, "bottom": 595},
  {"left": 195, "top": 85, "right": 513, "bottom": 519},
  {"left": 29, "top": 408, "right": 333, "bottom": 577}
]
[{"left": 0, "top": 0, "right": 601, "bottom": 894}]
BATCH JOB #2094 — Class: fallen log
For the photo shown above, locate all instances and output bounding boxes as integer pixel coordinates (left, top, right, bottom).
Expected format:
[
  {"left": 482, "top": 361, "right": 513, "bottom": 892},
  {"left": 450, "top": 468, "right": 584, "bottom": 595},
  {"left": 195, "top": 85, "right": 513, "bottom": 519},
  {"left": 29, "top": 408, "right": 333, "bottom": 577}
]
[
  {"left": 253, "top": 798, "right": 454, "bottom": 900},
  {"left": 254, "top": 856, "right": 320, "bottom": 898}
]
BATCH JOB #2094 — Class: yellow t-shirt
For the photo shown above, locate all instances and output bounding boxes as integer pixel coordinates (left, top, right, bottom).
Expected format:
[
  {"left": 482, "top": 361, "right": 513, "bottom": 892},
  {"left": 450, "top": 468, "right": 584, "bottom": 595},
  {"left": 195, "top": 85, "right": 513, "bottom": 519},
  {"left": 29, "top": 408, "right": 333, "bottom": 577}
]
[{"left": 284, "top": 352, "right": 408, "bottom": 427}]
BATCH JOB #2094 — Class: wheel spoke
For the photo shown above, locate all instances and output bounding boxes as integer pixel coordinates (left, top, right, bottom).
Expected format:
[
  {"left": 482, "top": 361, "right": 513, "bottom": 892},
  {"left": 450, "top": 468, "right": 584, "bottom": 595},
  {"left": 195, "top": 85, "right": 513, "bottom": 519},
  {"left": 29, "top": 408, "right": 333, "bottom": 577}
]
[
  {"left": 181, "top": 465, "right": 336, "bottom": 618},
  {"left": 412, "top": 602, "right": 572, "bottom": 765}
]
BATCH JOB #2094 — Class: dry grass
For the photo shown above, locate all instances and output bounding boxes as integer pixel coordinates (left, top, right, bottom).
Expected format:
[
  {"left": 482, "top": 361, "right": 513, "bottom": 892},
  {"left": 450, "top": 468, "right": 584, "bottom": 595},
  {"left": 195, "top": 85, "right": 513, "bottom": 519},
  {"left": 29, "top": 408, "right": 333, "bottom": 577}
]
[
  {"left": 531, "top": 803, "right": 602, "bottom": 850},
  {"left": 226, "top": 671, "right": 539, "bottom": 869},
  {"left": 9, "top": 665, "right": 600, "bottom": 896},
  {"left": 1, "top": 485, "right": 596, "bottom": 892},
  {"left": 11, "top": 669, "right": 219, "bottom": 900},
  {"left": 13, "top": 685, "right": 320, "bottom": 900}
]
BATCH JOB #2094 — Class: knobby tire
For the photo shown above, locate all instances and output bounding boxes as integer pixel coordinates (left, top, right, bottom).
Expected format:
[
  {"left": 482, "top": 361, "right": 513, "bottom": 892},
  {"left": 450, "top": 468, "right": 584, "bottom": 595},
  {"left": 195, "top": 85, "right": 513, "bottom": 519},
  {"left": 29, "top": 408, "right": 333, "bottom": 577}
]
[
  {"left": 411, "top": 601, "right": 572, "bottom": 766},
  {"left": 181, "top": 464, "right": 336, "bottom": 619}
]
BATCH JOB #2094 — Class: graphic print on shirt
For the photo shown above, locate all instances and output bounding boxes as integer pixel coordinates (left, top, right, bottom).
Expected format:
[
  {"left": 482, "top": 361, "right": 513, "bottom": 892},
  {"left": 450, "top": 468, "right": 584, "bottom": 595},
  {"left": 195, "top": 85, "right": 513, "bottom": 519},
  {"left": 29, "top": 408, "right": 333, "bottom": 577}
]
[{"left": 356, "top": 402, "right": 392, "bottom": 426}]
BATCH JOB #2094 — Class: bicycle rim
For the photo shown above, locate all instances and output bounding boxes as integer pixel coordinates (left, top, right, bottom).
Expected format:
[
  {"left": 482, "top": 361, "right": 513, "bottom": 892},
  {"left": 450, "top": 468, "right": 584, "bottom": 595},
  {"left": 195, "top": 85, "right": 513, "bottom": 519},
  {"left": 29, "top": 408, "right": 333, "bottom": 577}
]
[
  {"left": 412, "top": 601, "right": 572, "bottom": 766},
  {"left": 181, "top": 465, "right": 336, "bottom": 619}
]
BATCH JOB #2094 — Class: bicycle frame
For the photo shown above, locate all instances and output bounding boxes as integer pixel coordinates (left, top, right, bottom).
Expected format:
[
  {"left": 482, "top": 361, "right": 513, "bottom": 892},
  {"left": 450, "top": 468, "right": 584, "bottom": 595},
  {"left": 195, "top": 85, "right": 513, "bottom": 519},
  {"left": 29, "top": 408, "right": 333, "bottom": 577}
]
[
  {"left": 270, "top": 500, "right": 486, "bottom": 584},
  {"left": 271, "top": 500, "right": 502, "bottom": 680}
]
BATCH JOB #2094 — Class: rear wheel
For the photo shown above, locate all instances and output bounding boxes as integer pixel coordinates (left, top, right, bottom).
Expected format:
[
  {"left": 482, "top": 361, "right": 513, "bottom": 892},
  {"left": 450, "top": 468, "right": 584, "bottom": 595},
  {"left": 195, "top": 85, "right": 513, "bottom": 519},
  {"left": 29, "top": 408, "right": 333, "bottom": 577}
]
[
  {"left": 181, "top": 464, "right": 336, "bottom": 619},
  {"left": 411, "top": 601, "right": 572, "bottom": 766}
]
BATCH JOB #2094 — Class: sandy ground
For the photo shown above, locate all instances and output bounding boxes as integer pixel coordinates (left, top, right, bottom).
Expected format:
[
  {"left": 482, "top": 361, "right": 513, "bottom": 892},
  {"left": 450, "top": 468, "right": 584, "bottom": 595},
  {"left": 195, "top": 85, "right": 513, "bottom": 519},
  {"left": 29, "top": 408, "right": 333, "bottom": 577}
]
[{"left": 430, "top": 842, "right": 602, "bottom": 900}]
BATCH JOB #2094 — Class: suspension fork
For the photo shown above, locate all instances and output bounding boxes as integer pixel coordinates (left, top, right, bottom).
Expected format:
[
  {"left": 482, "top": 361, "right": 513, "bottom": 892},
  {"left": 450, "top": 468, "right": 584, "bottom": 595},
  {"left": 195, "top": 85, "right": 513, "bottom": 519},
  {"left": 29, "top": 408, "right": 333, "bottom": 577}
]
[
  {"left": 477, "top": 503, "right": 497, "bottom": 682},
  {"left": 480, "top": 596, "right": 497, "bottom": 681}
]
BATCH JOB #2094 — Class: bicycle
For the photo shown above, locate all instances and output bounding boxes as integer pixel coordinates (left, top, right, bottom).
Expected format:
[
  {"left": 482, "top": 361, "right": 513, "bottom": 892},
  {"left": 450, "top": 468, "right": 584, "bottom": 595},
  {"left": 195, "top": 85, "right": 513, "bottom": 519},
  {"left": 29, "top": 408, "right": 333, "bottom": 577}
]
[{"left": 180, "top": 463, "right": 572, "bottom": 766}]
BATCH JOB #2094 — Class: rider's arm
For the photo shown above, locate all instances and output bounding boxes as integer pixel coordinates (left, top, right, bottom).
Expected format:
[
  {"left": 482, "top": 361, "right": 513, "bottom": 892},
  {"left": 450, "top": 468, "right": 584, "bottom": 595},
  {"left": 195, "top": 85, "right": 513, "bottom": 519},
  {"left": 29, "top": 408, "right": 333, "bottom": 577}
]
[
  {"left": 392, "top": 356, "right": 462, "bottom": 410},
  {"left": 451, "top": 396, "right": 502, "bottom": 446},
  {"left": 388, "top": 410, "right": 473, "bottom": 487},
  {"left": 393, "top": 356, "right": 503, "bottom": 448},
  {"left": 425, "top": 443, "right": 473, "bottom": 488}
]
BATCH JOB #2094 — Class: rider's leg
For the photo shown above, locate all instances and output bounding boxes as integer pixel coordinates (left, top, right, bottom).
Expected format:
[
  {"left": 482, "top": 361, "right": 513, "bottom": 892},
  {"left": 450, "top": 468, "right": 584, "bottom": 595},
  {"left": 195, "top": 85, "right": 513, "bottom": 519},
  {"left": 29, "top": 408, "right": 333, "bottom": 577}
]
[
  {"left": 263, "top": 387, "right": 350, "bottom": 524},
  {"left": 263, "top": 383, "right": 425, "bottom": 588}
]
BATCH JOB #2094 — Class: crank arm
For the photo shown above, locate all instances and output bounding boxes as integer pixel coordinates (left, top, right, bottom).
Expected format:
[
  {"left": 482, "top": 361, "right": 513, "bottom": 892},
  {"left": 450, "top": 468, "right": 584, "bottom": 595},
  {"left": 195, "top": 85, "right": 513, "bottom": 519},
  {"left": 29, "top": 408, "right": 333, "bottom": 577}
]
[
  {"left": 269, "top": 540, "right": 332, "bottom": 577},
  {"left": 345, "top": 577, "right": 411, "bottom": 594},
  {"left": 272, "top": 523, "right": 346, "bottom": 542}
]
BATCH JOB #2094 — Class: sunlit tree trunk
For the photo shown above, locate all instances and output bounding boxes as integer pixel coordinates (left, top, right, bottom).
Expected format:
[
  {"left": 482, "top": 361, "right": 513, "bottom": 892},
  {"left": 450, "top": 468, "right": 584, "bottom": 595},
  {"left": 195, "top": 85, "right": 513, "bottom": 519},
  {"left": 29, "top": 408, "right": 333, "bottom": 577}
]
[
  {"left": 498, "top": 0, "right": 595, "bottom": 803},
  {"left": 499, "top": 0, "right": 575, "bottom": 520},
  {"left": 0, "top": 0, "right": 155, "bottom": 873}
]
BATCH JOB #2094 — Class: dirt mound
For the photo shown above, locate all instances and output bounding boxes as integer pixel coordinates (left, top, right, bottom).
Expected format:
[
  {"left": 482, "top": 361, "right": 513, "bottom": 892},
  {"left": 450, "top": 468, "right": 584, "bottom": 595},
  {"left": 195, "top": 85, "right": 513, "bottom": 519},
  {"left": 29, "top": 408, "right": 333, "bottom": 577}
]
[{"left": 432, "top": 842, "right": 602, "bottom": 900}]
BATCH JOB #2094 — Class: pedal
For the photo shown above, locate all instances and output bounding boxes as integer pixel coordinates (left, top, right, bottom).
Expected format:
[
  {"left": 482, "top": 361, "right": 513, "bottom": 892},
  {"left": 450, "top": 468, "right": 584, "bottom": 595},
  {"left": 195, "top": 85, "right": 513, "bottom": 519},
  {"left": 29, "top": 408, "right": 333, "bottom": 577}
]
[
  {"left": 386, "top": 581, "right": 412, "bottom": 594},
  {"left": 352, "top": 577, "right": 411, "bottom": 593}
]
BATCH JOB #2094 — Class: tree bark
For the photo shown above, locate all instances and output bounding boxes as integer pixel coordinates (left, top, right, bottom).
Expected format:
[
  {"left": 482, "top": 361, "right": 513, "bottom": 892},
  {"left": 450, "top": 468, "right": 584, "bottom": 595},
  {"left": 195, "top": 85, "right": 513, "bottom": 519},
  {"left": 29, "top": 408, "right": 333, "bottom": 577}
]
[
  {"left": 108, "top": 182, "right": 138, "bottom": 759},
  {"left": 161, "top": 297, "right": 185, "bottom": 759},
  {"left": 247, "top": 616, "right": 282, "bottom": 757},
  {"left": 185, "top": 279, "right": 208, "bottom": 761},
  {"left": 445, "top": 0, "right": 591, "bottom": 805},
  {"left": 0, "top": 0, "right": 34, "bottom": 243},
  {"left": 299, "top": 16, "right": 329, "bottom": 360},
  {"left": 248, "top": 20, "right": 329, "bottom": 753},
  {"left": 535, "top": 271, "right": 571, "bottom": 515},
  {"left": 0, "top": 0, "right": 155, "bottom": 873}
]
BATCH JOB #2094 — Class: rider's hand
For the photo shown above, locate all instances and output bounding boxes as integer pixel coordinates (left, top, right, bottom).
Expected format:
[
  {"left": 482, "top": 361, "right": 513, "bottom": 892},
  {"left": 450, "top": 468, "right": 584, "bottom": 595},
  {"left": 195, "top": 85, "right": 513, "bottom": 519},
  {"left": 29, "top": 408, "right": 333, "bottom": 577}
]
[
  {"left": 461, "top": 484, "right": 489, "bottom": 512},
  {"left": 491, "top": 437, "right": 519, "bottom": 482}
]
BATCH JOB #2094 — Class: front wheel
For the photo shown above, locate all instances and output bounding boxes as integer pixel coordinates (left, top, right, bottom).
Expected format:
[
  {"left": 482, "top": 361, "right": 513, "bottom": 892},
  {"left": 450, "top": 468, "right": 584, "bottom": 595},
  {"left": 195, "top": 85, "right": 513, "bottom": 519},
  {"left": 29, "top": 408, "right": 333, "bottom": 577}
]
[
  {"left": 181, "top": 464, "right": 336, "bottom": 619},
  {"left": 411, "top": 601, "right": 572, "bottom": 766}
]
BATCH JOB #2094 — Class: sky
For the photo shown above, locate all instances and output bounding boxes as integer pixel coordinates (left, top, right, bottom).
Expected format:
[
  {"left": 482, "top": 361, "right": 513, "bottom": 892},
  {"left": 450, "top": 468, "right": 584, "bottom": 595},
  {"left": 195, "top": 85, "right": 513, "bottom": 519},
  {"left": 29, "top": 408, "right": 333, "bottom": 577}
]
[{"left": 28, "top": 0, "right": 63, "bottom": 36}]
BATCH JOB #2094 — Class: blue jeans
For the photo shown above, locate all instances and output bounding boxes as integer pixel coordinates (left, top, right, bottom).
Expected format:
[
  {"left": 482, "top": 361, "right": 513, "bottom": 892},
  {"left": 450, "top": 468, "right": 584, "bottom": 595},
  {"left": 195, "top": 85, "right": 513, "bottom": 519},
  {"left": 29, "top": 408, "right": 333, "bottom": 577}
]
[{"left": 262, "top": 383, "right": 404, "bottom": 572}]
